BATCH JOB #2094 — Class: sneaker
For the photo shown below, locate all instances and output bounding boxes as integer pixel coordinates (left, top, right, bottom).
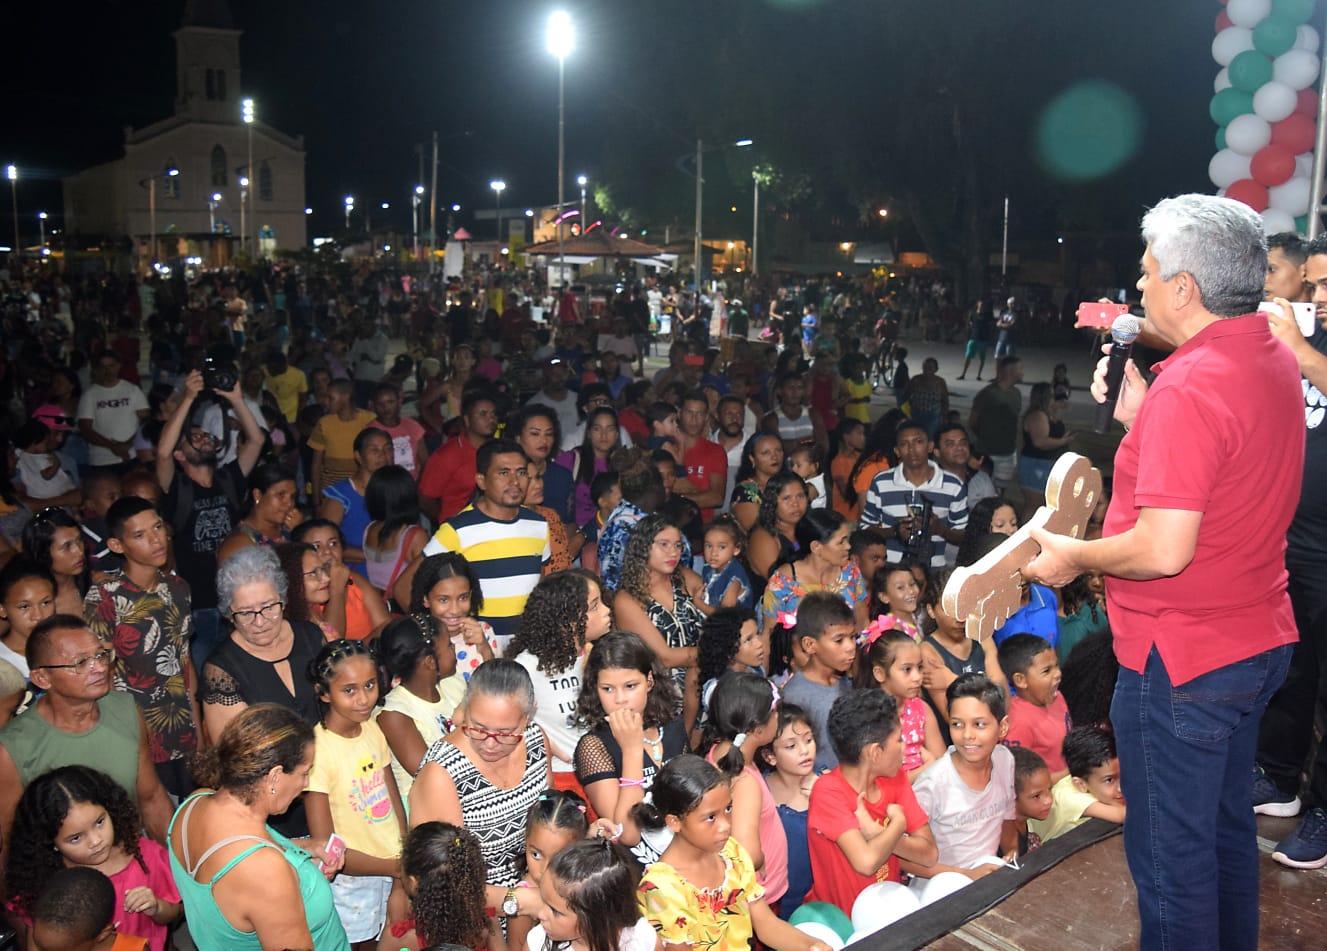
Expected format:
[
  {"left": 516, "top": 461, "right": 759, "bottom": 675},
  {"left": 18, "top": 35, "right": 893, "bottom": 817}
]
[
  {"left": 1272, "top": 807, "right": 1327, "bottom": 869},
  {"left": 1252, "top": 767, "right": 1302, "bottom": 817}
]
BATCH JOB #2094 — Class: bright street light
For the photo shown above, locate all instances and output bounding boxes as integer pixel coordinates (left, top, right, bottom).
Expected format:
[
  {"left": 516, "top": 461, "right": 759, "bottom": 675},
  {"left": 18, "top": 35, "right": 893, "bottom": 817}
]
[
  {"left": 415, "top": 185, "right": 425, "bottom": 195},
  {"left": 490, "top": 181, "right": 506, "bottom": 251},
  {"left": 37, "top": 211, "right": 47, "bottom": 220},
  {"left": 381, "top": 202, "right": 390, "bottom": 210},
  {"left": 525, "top": 209, "right": 534, "bottom": 218},
  {"left": 877, "top": 208, "right": 889, "bottom": 218},
  {"left": 577, "top": 174, "right": 587, "bottom": 187},
  {"left": 5, "top": 165, "right": 15, "bottom": 182},
  {"left": 734, "top": 139, "right": 754, "bottom": 148},
  {"left": 344, "top": 194, "right": 355, "bottom": 229},
  {"left": 304, "top": 207, "right": 312, "bottom": 215},
  {"left": 241, "top": 98, "right": 255, "bottom": 124},
  {"left": 241, "top": 97, "right": 255, "bottom": 255},
  {"left": 240, "top": 176, "right": 249, "bottom": 188},
  {"left": 451, "top": 203, "right": 461, "bottom": 212},
  {"left": 546, "top": 10, "right": 575, "bottom": 59},
  {"left": 166, "top": 167, "right": 179, "bottom": 177}
]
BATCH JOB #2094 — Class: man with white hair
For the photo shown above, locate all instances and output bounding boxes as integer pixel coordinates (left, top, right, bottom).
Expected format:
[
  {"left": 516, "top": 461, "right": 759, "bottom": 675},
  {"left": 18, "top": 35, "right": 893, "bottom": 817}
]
[{"left": 1025, "top": 194, "right": 1303, "bottom": 949}]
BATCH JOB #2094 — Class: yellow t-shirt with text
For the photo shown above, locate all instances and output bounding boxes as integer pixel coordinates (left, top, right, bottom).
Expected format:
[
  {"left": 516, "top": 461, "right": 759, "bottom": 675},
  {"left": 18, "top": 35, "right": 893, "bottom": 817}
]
[{"left": 306, "top": 719, "right": 403, "bottom": 860}]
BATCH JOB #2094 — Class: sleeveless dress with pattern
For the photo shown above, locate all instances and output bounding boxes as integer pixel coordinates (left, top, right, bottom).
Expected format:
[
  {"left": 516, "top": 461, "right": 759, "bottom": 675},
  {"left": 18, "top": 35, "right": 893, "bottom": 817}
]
[
  {"left": 417, "top": 725, "right": 548, "bottom": 887},
  {"left": 644, "top": 578, "right": 705, "bottom": 693}
]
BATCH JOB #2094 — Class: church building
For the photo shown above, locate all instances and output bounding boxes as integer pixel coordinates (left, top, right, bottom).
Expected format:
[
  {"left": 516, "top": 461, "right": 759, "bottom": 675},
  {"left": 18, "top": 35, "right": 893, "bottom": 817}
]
[{"left": 62, "top": 0, "right": 307, "bottom": 266}]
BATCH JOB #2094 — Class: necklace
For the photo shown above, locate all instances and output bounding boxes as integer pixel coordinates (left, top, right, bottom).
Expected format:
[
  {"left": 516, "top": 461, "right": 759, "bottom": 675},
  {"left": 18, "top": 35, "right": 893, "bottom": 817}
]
[{"left": 643, "top": 726, "right": 664, "bottom": 759}]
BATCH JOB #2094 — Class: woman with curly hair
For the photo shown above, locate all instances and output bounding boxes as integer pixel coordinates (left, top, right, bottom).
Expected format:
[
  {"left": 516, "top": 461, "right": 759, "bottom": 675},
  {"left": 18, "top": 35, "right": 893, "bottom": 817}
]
[
  {"left": 507, "top": 570, "right": 613, "bottom": 790},
  {"left": 572, "top": 632, "right": 687, "bottom": 866},
  {"left": 385, "top": 822, "right": 489, "bottom": 951},
  {"left": 746, "top": 471, "right": 809, "bottom": 579},
  {"left": 696, "top": 607, "right": 767, "bottom": 723},
  {"left": 5, "top": 765, "right": 181, "bottom": 951},
  {"left": 612, "top": 513, "right": 705, "bottom": 733}
]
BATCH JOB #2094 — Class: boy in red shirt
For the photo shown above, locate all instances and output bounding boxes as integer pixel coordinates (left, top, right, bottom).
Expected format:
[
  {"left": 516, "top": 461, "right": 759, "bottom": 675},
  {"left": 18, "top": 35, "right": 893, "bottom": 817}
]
[
  {"left": 807, "top": 689, "right": 938, "bottom": 916},
  {"left": 999, "top": 633, "right": 1071, "bottom": 780}
]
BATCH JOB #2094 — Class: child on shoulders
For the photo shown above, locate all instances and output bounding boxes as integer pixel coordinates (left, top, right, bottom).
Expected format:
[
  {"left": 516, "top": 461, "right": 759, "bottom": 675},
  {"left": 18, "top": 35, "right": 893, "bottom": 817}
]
[{"left": 999, "top": 634, "right": 1071, "bottom": 780}]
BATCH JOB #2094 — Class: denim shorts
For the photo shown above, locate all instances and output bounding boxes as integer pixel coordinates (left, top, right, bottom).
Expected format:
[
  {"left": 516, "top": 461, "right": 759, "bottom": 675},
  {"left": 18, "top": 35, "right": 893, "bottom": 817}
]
[
  {"left": 1018, "top": 454, "right": 1054, "bottom": 492},
  {"left": 330, "top": 872, "right": 392, "bottom": 942}
]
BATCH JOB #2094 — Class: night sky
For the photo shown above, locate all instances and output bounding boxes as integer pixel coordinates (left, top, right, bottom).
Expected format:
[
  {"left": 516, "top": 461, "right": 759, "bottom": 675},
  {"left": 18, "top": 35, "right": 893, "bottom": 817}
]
[{"left": 1, "top": 0, "right": 1221, "bottom": 249}]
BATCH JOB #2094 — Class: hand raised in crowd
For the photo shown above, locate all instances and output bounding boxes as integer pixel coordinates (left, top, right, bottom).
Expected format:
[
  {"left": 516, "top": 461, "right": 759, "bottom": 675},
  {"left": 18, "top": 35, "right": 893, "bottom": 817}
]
[
  {"left": 1266, "top": 296, "right": 1311, "bottom": 354},
  {"left": 183, "top": 368, "right": 206, "bottom": 398},
  {"left": 606, "top": 707, "right": 644, "bottom": 751}
]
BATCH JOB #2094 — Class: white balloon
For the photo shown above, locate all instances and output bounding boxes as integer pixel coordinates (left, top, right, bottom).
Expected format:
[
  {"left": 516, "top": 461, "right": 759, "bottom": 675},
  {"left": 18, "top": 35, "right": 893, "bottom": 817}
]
[
  {"left": 918, "top": 871, "right": 974, "bottom": 906},
  {"left": 850, "top": 881, "right": 921, "bottom": 933},
  {"left": 1274, "top": 49, "right": 1321, "bottom": 90},
  {"left": 1227, "top": 0, "right": 1272, "bottom": 30},
  {"left": 1226, "top": 113, "right": 1273, "bottom": 155},
  {"left": 1296, "top": 24, "right": 1320, "bottom": 53},
  {"left": 794, "top": 922, "right": 845, "bottom": 950},
  {"left": 1213, "top": 26, "right": 1255, "bottom": 67},
  {"left": 1296, "top": 153, "right": 1315, "bottom": 179},
  {"left": 1210, "top": 149, "right": 1254, "bottom": 188},
  {"left": 1270, "top": 175, "right": 1313, "bottom": 215},
  {"left": 1215, "top": 66, "right": 1233, "bottom": 93},
  {"left": 1261, "top": 208, "right": 1298, "bottom": 234},
  {"left": 1254, "top": 81, "right": 1298, "bottom": 123}
]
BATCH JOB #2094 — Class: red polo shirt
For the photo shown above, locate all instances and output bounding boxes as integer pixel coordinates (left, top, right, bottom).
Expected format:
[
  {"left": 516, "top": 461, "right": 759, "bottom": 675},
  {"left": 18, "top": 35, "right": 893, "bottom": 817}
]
[
  {"left": 419, "top": 434, "right": 481, "bottom": 522},
  {"left": 682, "top": 437, "right": 728, "bottom": 521},
  {"left": 1103, "top": 313, "right": 1303, "bottom": 685}
]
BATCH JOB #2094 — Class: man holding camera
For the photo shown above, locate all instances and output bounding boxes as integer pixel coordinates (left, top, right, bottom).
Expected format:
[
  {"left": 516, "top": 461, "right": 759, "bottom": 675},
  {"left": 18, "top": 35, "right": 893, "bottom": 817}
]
[{"left": 155, "top": 369, "right": 265, "bottom": 673}]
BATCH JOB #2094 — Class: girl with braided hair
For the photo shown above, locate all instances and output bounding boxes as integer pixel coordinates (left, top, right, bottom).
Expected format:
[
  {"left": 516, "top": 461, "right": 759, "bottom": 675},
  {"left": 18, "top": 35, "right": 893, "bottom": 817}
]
[
  {"left": 303, "top": 638, "right": 407, "bottom": 947},
  {"left": 386, "top": 822, "right": 489, "bottom": 951},
  {"left": 4, "top": 765, "right": 181, "bottom": 951}
]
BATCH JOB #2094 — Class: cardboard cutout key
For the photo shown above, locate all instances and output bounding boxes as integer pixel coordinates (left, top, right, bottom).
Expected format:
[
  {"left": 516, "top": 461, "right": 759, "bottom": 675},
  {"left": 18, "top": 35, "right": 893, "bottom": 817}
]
[{"left": 942, "top": 453, "right": 1102, "bottom": 641}]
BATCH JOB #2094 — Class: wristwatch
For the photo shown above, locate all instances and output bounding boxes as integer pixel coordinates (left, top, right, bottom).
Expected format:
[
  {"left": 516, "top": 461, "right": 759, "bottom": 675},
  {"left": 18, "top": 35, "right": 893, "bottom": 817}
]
[{"left": 502, "top": 886, "right": 520, "bottom": 917}]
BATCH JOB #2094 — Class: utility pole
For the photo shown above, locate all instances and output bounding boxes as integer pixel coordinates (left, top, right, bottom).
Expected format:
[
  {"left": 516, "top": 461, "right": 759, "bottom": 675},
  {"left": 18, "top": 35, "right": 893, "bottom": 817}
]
[
  {"left": 693, "top": 138, "right": 703, "bottom": 290},
  {"left": 429, "top": 131, "right": 439, "bottom": 271},
  {"left": 751, "top": 171, "right": 760, "bottom": 277}
]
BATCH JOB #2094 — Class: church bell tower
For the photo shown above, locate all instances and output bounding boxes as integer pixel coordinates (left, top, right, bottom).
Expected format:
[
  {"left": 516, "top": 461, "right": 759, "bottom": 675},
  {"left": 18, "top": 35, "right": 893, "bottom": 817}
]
[{"left": 173, "top": 0, "right": 242, "bottom": 123}]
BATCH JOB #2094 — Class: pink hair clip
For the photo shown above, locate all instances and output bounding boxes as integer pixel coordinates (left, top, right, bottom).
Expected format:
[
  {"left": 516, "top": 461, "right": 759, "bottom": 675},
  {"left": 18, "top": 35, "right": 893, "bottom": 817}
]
[
  {"left": 576, "top": 804, "right": 587, "bottom": 814},
  {"left": 777, "top": 610, "right": 798, "bottom": 628},
  {"left": 862, "top": 614, "right": 902, "bottom": 646}
]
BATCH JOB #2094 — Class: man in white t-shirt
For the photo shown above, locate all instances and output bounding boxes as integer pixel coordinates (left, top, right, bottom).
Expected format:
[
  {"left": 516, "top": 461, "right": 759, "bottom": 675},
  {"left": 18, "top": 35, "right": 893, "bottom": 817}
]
[
  {"left": 714, "top": 395, "right": 749, "bottom": 514},
  {"left": 77, "top": 353, "right": 148, "bottom": 472}
]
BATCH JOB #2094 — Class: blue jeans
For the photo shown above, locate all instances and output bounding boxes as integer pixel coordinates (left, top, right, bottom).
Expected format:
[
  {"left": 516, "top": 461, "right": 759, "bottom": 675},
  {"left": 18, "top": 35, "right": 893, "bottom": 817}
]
[
  {"left": 1112, "top": 644, "right": 1291, "bottom": 950},
  {"left": 190, "top": 608, "right": 226, "bottom": 676}
]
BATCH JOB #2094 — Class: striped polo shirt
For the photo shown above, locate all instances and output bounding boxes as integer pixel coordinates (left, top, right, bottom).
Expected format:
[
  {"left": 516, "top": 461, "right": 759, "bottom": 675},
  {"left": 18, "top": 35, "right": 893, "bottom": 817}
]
[
  {"left": 859, "top": 462, "right": 968, "bottom": 568},
  {"left": 422, "top": 504, "right": 550, "bottom": 647}
]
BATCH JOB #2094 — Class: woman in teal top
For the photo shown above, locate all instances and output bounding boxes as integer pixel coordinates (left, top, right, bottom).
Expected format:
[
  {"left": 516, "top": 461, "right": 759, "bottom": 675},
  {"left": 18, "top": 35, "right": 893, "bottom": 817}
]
[{"left": 167, "top": 704, "right": 349, "bottom": 950}]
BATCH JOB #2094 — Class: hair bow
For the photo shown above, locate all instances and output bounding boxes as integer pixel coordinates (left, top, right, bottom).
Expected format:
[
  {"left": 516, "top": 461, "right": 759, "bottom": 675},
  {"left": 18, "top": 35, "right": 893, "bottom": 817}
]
[
  {"left": 777, "top": 610, "right": 798, "bottom": 629},
  {"left": 862, "top": 614, "right": 904, "bottom": 646}
]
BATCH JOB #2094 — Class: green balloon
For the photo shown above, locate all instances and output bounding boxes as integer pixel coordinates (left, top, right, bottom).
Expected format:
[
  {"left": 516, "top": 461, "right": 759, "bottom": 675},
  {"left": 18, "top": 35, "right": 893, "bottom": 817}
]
[
  {"left": 1216, "top": 125, "right": 1228, "bottom": 151},
  {"left": 1210, "top": 88, "right": 1255, "bottom": 126},
  {"left": 1228, "top": 50, "right": 1274, "bottom": 92},
  {"left": 1296, "top": 214, "right": 1310, "bottom": 233},
  {"left": 1254, "top": 15, "right": 1299, "bottom": 57},
  {"left": 1273, "top": 0, "right": 1316, "bottom": 26},
  {"left": 789, "top": 902, "right": 855, "bottom": 943}
]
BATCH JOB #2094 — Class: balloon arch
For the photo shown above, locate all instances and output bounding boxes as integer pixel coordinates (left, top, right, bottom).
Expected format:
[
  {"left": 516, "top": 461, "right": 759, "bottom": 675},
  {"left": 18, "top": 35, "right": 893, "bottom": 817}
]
[{"left": 1210, "top": 0, "right": 1322, "bottom": 234}]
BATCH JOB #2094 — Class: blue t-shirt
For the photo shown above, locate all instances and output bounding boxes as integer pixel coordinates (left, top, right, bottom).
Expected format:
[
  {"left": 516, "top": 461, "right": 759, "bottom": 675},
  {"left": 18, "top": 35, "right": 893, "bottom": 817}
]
[
  {"left": 777, "top": 803, "right": 812, "bottom": 920},
  {"left": 323, "top": 478, "right": 371, "bottom": 577},
  {"left": 993, "top": 582, "right": 1059, "bottom": 648},
  {"left": 801, "top": 313, "right": 818, "bottom": 348}
]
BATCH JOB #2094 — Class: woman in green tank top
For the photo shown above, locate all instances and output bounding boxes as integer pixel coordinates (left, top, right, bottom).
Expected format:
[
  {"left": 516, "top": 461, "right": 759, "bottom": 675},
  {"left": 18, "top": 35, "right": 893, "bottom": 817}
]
[{"left": 167, "top": 704, "right": 349, "bottom": 950}]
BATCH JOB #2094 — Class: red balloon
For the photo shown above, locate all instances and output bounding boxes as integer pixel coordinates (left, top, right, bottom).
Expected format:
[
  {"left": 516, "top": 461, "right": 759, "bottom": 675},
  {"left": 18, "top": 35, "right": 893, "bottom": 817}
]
[
  {"left": 1226, "top": 179, "right": 1269, "bottom": 213},
  {"left": 1216, "top": 11, "right": 1233, "bottom": 31},
  {"left": 1251, "top": 145, "right": 1296, "bottom": 187},
  {"left": 1272, "top": 113, "right": 1317, "bottom": 154},
  {"left": 1297, "top": 88, "right": 1318, "bottom": 117}
]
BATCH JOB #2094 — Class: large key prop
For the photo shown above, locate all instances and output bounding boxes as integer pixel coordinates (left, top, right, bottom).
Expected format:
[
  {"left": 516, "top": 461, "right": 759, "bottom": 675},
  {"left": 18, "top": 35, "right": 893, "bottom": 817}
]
[{"left": 942, "top": 453, "right": 1102, "bottom": 641}]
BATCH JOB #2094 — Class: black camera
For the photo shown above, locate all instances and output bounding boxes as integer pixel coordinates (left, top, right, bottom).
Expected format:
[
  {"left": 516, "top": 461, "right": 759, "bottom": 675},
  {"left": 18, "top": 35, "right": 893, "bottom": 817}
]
[{"left": 202, "top": 357, "right": 238, "bottom": 392}]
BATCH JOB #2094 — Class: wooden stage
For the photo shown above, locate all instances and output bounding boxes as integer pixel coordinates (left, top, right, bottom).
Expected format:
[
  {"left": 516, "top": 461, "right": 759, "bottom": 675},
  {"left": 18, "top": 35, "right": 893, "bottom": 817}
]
[{"left": 925, "top": 816, "right": 1326, "bottom": 950}]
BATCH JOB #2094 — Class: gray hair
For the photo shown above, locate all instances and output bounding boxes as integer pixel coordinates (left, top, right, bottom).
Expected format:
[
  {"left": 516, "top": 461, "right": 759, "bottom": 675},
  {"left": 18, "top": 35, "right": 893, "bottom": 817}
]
[
  {"left": 1140, "top": 194, "right": 1267, "bottom": 318},
  {"left": 462, "top": 657, "right": 536, "bottom": 717},
  {"left": 216, "top": 545, "right": 289, "bottom": 617}
]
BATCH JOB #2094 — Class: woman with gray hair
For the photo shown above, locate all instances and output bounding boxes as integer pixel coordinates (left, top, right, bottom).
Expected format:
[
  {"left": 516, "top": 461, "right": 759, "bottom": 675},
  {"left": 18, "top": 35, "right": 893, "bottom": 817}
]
[
  {"left": 409, "top": 658, "right": 550, "bottom": 922},
  {"left": 200, "top": 546, "right": 327, "bottom": 836}
]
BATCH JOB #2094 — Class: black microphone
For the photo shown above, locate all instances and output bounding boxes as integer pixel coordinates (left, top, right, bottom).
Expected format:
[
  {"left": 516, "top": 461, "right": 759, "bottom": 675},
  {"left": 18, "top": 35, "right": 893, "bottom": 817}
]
[{"left": 1094, "top": 314, "right": 1142, "bottom": 434}]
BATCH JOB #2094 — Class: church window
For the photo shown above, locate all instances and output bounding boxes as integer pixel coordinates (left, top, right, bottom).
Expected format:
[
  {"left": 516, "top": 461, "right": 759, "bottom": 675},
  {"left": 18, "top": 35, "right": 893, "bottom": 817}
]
[
  {"left": 259, "top": 161, "right": 273, "bottom": 201},
  {"left": 211, "top": 145, "right": 227, "bottom": 187}
]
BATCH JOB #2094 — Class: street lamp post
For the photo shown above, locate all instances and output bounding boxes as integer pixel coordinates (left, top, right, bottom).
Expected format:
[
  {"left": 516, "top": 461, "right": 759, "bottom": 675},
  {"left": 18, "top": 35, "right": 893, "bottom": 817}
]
[
  {"left": 242, "top": 98, "right": 255, "bottom": 257},
  {"left": 690, "top": 138, "right": 751, "bottom": 289},
  {"left": 577, "top": 174, "right": 588, "bottom": 231},
  {"left": 751, "top": 171, "right": 759, "bottom": 277},
  {"left": 412, "top": 185, "right": 424, "bottom": 261},
  {"left": 6, "top": 165, "right": 16, "bottom": 255},
  {"left": 37, "top": 211, "right": 47, "bottom": 253},
  {"left": 239, "top": 176, "right": 249, "bottom": 256},
  {"left": 547, "top": 10, "right": 575, "bottom": 294},
  {"left": 489, "top": 180, "right": 506, "bottom": 264},
  {"left": 209, "top": 192, "right": 221, "bottom": 234},
  {"left": 344, "top": 195, "right": 355, "bottom": 230},
  {"left": 146, "top": 166, "right": 180, "bottom": 270}
]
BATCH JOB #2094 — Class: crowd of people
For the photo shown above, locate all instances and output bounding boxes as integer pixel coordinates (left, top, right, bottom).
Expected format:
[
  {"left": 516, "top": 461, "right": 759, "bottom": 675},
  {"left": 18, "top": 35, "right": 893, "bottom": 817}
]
[{"left": 0, "top": 200, "right": 1314, "bottom": 951}]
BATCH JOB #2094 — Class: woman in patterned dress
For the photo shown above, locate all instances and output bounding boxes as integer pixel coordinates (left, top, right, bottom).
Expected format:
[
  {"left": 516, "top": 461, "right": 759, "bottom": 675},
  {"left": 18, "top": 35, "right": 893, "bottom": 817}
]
[{"left": 408, "top": 658, "right": 550, "bottom": 925}]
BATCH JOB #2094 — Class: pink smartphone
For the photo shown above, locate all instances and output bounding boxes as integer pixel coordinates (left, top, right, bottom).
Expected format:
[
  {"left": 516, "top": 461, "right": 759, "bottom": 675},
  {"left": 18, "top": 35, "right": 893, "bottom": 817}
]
[
  {"left": 320, "top": 832, "right": 346, "bottom": 871},
  {"left": 1075, "top": 301, "right": 1130, "bottom": 331}
]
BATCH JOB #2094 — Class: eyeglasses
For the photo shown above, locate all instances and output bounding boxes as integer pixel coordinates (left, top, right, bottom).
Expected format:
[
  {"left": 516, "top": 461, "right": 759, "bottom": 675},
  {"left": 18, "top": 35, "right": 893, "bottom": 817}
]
[
  {"left": 652, "top": 538, "right": 684, "bottom": 553},
  {"left": 230, "top": 601, "right": 284, "bottom": 626},
  {"left": 448, "top": 719, "right": 525, "bottom": 746},
  {"left": 37, "top": 648, "right": 115, "bottom": 675},
  {"left": 187, "top": 430, "right": 219, "bottom": 447},
  {"left": 303, "top": 564, "right": 332, "bottom": 580}
]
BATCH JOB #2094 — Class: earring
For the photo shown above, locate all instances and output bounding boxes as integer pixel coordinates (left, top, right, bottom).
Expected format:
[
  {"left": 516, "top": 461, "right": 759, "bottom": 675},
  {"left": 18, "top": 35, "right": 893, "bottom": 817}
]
[{"left": 269, "top": 782, "right": 277, "bottom": 796}]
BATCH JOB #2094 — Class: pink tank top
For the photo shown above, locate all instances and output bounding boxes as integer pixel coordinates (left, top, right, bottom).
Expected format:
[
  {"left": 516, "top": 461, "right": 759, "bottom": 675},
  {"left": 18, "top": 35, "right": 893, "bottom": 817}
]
[{"left": 705, "top": 750, "right": 789, "bottom": 903}]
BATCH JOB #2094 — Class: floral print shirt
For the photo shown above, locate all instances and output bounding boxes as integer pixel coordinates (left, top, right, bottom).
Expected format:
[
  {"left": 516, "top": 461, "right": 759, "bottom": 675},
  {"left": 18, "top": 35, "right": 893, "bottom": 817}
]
[
  {"left": 639, "top": 837, "right": 764, "bottom": 951},
  {"left": 84, "top": 570, "right": 196, "bottom": 764}
]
